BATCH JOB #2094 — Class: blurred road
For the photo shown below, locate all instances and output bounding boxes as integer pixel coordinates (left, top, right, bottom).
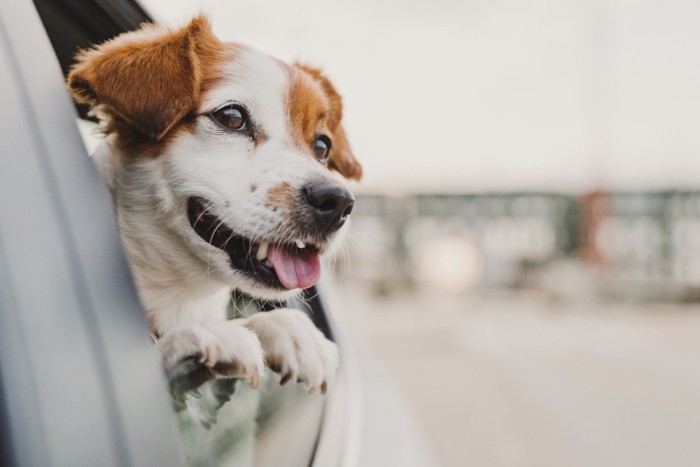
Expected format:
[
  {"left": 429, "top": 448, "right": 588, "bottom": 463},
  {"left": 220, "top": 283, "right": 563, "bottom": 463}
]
[{"left": 333, "top": 287, "right": 700, "bottom": 467}]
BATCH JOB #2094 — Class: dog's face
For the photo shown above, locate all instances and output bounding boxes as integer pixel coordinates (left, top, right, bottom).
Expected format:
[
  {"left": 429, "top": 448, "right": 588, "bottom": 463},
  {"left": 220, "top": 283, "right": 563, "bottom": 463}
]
[{"left": 68, "top": 17, "right": 362, "bottom": 300}]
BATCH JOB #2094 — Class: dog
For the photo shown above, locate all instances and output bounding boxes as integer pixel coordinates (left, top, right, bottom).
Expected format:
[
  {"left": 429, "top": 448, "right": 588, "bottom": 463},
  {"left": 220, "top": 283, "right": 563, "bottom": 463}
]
[{"left": 67, "top": 16, "right": 361, "bottom": 429}]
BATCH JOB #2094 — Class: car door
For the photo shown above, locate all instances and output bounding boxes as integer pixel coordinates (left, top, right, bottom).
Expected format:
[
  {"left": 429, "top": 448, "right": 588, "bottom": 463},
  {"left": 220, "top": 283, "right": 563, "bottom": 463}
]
[{"left": 0, "top": 1, "right": 186, "bottom": 466}]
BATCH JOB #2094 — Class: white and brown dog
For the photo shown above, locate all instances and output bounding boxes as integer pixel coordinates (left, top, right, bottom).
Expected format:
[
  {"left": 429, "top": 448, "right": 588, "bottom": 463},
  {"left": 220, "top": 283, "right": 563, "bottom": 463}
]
[{"left": 67, "top": 17, "right": 361, "bottom": 413}]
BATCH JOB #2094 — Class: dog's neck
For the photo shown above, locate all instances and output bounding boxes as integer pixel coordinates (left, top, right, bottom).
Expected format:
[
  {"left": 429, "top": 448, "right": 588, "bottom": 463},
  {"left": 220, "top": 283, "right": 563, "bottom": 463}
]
[{"left": 97, "top": 143, "right": 232, "bottom": 334}]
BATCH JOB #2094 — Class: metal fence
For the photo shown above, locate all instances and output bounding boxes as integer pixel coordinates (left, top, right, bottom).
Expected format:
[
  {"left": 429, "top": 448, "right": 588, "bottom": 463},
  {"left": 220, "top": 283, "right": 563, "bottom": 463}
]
[{"left": 343, "top": 191, "right": 700, "bottom": 300}]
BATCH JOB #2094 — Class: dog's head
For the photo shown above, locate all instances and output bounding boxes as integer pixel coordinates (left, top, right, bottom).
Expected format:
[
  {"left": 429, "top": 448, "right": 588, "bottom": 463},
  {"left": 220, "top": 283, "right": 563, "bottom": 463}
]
[{"left": 68, "top": 17, "right": 362, "bottom": 300}]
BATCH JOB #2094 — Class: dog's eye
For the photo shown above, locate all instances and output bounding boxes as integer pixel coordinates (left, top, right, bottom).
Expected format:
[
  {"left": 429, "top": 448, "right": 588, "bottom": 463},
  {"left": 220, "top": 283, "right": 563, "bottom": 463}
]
[
  {"left": 211, "top": 104, "right": 248, "bottom": 131},
  {"left": 313, "top": 135, "right": 331, "bottom": 164}
]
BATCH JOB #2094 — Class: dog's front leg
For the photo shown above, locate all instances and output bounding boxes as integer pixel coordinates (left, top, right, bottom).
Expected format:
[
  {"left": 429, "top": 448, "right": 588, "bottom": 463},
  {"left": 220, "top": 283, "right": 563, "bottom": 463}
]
[
  {"left": 157, "top": 320, "right": 265, "bottom": 410},
  {"left": 242, "top": 309, "right": 339, "bottom": 394}
]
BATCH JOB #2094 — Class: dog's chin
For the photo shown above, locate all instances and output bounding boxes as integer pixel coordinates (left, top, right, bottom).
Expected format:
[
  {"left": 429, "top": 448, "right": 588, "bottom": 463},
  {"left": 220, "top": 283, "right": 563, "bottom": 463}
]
[
  {"left": 234, "top": 276, "right": 302, "bottom": 301},
  {"left": 186, "top": 196, "right": 328, "bottom": 295}
]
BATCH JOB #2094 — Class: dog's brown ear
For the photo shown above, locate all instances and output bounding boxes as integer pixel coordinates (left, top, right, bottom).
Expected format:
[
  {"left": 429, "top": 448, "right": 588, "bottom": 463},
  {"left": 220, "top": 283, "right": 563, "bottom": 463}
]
[
  {"left": 68, "top": 17, "right": 217, "bottom": 141},
  {"left": 295, "top": 64, "right": 363, "bottom": 181},
  {"left": 327, "top": 125, "right": 362, "bottom": 180}
]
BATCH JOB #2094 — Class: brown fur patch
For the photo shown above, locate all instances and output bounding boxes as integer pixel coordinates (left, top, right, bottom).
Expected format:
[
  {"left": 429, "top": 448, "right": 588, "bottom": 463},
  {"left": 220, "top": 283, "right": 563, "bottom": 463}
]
[
  {"left": 287, "top": 69, "right": 329, "bottom": 151},
  {"left": 266, "top": 182, "right": 295, "bottom": 208},
  {"left": 68, "top": 16, "right": 236, "bottom": 157},
  {"left": 289, "top": 64, "right": 363, "bottom": 180}
]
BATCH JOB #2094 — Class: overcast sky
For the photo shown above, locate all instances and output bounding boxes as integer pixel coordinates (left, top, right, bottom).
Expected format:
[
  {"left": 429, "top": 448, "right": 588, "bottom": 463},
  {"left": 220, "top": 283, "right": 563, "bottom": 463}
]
[{"left": 142, "top": 0, "right": 700, "bottom": 194}]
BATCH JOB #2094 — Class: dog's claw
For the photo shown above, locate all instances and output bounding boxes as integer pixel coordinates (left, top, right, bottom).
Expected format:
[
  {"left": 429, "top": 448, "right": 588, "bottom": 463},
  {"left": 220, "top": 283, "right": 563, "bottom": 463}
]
[
  {"left": 321, "top": 382, "right": 328, "bottom": 395},
  {"left": 203, "top": 355, "right": 216, "bottom": 368},
  {"left": 280, "top": 372, "right": 292, "bottom": 385},
  {"left": 250, "top": 369, "right": 260, "bottom": 389}
]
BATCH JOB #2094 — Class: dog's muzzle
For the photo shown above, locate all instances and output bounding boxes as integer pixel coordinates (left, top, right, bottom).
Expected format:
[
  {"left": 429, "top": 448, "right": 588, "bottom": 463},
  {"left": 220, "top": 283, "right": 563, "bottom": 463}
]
[{"left": 186, "top": 180, "right": 353, "bottom": 291}]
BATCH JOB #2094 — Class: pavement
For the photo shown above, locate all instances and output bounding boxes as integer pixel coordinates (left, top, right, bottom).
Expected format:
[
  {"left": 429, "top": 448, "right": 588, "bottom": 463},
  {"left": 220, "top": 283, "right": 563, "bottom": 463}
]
[{"left": 333, "top": 286, "right": 700, "bottom": 467}]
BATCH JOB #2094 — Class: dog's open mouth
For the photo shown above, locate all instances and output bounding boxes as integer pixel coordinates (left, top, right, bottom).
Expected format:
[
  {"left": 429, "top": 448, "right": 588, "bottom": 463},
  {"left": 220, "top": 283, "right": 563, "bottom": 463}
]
[{"left": 187, "top": 197, "right": 320, "bottom": 290}]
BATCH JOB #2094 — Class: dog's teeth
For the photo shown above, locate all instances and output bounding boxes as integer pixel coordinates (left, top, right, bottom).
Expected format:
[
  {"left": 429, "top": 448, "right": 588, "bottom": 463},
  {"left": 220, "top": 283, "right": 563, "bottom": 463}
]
[
  {"left": 256, "top": 242, "right": 269, "bottom": 261},
  {"left": 295, "top": 239, "right": 306, "bottom": 249},
  {"left": 264, "top": 259, "right": 273, "bottom": 267}
]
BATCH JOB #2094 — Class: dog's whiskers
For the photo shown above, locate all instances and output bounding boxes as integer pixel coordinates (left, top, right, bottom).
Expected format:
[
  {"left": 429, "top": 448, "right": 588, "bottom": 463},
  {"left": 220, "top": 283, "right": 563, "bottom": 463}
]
[{"left": 192, "top": 199, "right": 221, "bottom": 231}]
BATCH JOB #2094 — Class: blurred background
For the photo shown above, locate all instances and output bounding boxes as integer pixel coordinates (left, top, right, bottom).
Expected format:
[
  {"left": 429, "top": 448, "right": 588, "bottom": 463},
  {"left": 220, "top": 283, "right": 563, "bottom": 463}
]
[{"left": 145, "top": 1, "right": 700, "bottom": 466}]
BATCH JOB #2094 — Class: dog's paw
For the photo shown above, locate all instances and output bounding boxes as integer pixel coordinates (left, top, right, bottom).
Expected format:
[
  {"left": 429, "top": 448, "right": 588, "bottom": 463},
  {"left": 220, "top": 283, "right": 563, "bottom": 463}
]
[
  {"left": 158, "top": 321, "right": 265, "bottom": 407},
  {"left": 243, "top": 309, "right": 339, "bottom": 394}
]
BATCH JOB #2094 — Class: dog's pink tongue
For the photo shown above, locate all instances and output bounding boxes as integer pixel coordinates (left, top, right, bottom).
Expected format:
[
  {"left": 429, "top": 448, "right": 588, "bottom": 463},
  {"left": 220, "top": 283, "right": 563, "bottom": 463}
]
[{"left": 267, "top": 244, "right": 321, "bottom": 290}]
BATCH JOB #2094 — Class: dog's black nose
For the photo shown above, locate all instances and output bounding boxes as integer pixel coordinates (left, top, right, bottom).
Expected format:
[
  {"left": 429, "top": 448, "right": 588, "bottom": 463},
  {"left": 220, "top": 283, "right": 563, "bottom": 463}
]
[{"left": 303, "top": 181, "right": 355, "bottom": 233}]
